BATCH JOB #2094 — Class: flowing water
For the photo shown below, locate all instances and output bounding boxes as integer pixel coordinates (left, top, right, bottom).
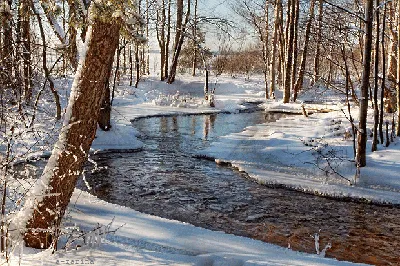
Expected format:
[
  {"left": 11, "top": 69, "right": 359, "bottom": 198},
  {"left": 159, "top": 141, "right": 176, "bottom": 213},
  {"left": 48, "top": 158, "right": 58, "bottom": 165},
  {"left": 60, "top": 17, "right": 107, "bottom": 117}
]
[{"left": 80, "top": 110, "right": 400, "bottom": 265}]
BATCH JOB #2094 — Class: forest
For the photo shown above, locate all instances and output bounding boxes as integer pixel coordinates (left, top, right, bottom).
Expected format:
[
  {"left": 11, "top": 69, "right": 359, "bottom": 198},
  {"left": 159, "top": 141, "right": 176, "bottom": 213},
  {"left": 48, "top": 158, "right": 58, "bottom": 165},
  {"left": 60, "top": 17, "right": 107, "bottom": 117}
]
[{"left": 0, "top": 0, "right": 399, "bottom": 265}]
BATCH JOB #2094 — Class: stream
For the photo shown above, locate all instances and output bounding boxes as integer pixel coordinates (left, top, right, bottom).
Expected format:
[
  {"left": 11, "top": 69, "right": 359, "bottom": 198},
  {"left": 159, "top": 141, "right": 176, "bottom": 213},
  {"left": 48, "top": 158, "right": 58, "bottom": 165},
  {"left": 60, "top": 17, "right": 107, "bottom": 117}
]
[{"left": 80, "top": 109, "right": 400, "bottom": 265}]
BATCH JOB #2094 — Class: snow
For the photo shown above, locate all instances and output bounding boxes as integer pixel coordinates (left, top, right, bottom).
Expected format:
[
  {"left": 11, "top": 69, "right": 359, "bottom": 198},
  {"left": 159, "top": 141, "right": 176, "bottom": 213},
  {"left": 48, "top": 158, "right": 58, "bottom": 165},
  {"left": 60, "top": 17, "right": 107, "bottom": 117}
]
[
  {"left": 5, "top": 71, "right": 398, "bottom": 265},
  {"left": 10, "top": 189, "right": 364, "bottom": 266}
]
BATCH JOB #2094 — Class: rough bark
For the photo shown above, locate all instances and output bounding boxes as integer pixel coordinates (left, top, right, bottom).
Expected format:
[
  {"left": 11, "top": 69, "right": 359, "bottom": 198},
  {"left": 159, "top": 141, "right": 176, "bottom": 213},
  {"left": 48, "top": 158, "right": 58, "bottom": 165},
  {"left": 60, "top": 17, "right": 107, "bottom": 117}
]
[
  {"left": 356, "top": 0, "right": 373, "bottom": 167},
  {"left": 22, "top": 15, "right": 121, "bottom": 249},
  {"left": 397, "top": 0, "right": 400, "bottom": 136}
]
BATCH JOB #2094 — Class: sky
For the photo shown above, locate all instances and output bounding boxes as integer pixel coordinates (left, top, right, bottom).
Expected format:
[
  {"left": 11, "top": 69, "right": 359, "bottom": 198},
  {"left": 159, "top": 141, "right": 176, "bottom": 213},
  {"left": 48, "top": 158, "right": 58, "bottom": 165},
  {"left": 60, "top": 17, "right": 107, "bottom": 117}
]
[{"left": 198, "top": 0, "right": 259, "bottom": 51}]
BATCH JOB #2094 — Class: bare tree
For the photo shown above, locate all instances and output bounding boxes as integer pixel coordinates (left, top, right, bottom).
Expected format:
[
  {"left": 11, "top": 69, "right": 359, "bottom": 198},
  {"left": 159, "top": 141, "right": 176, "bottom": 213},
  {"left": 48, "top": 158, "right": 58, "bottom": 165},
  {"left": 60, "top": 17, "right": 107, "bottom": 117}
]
[
  {"left": 167, "top": 0, "right": 191, "bottom": 84},
  {"left": 312, "top": 0, "right": 323, "bottom": 86},
  {"left": 372, "top": 0, "right": 380, "bottom": 152},
  {"left": 356, "top": 0, "right": 374, "bottom": 167},
  {"left": 283, "top": 0, "right": 296, "bottom": 103},
  {"left": 293, "top": 0, "right": 315, "bottom": 102}
]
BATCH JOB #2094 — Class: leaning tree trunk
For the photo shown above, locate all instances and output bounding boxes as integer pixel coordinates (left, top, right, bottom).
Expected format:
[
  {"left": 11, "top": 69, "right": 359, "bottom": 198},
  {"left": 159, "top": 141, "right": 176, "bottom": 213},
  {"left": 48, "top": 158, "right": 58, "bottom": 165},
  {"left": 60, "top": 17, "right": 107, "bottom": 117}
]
[
  {"left": 356, "top": 0, "right": 373, "bottom": 167},
  {"left": 17, "top": 14, "right": 122, "bottom": 249}
]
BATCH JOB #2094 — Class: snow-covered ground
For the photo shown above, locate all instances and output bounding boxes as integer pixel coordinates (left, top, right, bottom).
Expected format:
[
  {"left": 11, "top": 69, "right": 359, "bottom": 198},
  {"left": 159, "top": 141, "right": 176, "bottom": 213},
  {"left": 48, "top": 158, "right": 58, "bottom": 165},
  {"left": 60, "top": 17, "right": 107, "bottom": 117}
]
[
  {"left": 11, "top": 189, "right": 364, "bottom": 265},
  {"left": 6, "top": 72, "right": 397, "bottom": 265}
]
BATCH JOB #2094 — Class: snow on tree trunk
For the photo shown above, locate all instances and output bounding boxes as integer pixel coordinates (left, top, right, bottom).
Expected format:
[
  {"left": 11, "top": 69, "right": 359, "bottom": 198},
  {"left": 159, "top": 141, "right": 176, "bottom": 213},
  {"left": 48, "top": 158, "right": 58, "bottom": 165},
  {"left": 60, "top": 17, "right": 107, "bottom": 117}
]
[{"left": 14, "top": 15, "right": 121, "bottom": 249}]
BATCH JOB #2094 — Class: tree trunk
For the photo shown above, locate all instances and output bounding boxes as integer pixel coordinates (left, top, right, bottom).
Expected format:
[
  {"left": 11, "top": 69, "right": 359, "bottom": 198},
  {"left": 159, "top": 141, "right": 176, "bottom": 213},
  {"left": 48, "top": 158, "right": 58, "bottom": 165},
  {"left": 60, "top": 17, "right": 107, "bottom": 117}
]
[
  {"left": 20, "top": 0, "right": 33, "bottom": 103},
  {"left": 2, "top": 0, "right": 13, "bottom": 89},
  {"left": 98, "top": 63, "right": 112, "bottom": 131},
  {"left": 283, "top": 0, "right": 295, "bottom": 103},
  {"left": 312, "top": 0, "right": 323, "bottom": 86},
  {"left": 379, "top": 4, "right": 387, "bottom": 145},
  {"left": 19, "top": 12, "right": 121, "bottom": 249},
  {"left": 67, "top": 0, "right": 79, "bottom": 71},
  {"left": 270, "top": 0, "right": 281, "bottom": 99},
  {"left": 397, "top": 0, "right": 400, "bottom": 136},
  {"left": 290, "top": 0, "right": 300, "bottom": 100},
  {"left": 156, "top": 0, "right": 166, "bottom": 80},
  {"left": 165, "top": 0, "right": 171, "bottom": 80},
  {"left": 167, "top": 0, "right": 191, "bottom": 84},
  {"left": 135, "top": 44, "right": 140, "bottom": 88},
  {"left": 192, "top": 0, "right": 198, "bottom": 76},
  {"left": 293, "top": 0, "right": 315, "bottom": 101},
  {"left": 372, "top": 0, "right": 380, "bottom": 152},
  {"left": 356, "top": 0, "right": 373, "bottom": 167}
]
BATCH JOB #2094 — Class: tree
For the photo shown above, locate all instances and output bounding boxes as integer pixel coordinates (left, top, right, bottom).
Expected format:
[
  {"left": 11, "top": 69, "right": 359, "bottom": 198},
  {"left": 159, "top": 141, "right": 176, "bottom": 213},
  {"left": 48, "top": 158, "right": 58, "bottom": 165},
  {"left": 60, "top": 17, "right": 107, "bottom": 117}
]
[
  {"left": 356, "top": 0, "right": 374, "bottom": 167},
  {"left": 14, "top": 1, "right": 123, "bottom": 249},
  {"left": 293, "top": 0, "right": 315, "bottom": 102},
  {"left": 372, "top": 0, "right": 380, "bottom": 152},
  {"left": 283, "top": 0, "right": 296, "bottom": 103},
  {"left": 312, "top": 0, "right": 323, "bottom": 86},
  {"left": 270, "top": 0, "right": 282, "bottom": 99},
  {"left": 167, "top": 0, "right": 191, "bottom": 84},
  {"left": 397, "top": 0, "right": 400, "bottom": 136}
]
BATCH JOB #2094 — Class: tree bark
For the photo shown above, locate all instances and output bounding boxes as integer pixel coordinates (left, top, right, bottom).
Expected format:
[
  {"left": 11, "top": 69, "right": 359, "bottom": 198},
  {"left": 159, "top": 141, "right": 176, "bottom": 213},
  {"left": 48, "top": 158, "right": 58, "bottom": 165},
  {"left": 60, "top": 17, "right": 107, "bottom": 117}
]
[
  {"left": 293, "top": 0, "right": 315, "bottom": 102},
  {"left": 356, "top": 0, "right": 373, "bottom": 167},
  {"left": 20, "top": 0, "right": 33, "bottom": 103},
  {"left": 192, "top": 0, "right": 198, "bottom": 76},
  {"left": 372, "top": 0, "right": 380, "bottom": 152},
  {"left": 283, "top": 0, "right": 295, "bottom": 103},
  {"left": 379, "top": 4, "right": 387, "bottom": 145},
  {"left": 270, "top": 0, "right": 281, "bottom": 99},
  {"left": 66, "top": 0, "right": 79, "bottom": 71},
  {"left": 167, "top": 0, "right": 191, "bottom": 84},
  {"left": 397, "top": 0, "right": 400, "bottom": 136},
  {"left": 290, "top": 0, "right": 299, "bottom": 100},
  {"left": 156, "top": 0, "right": 166, "bottom": 80},
  {"left": 20, "top": 13, "right": 121, "bottom": 249},
  {"left": 312, "top": 0, "right": 323, "bottom": 86}
]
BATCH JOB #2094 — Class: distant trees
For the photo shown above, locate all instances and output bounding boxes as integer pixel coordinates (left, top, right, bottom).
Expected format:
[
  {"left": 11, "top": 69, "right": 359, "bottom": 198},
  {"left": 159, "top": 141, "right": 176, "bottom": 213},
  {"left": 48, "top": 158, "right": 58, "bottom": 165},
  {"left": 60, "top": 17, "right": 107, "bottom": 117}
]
[{"left": 232, "top": 0, "right": 400, "bottom": 166}]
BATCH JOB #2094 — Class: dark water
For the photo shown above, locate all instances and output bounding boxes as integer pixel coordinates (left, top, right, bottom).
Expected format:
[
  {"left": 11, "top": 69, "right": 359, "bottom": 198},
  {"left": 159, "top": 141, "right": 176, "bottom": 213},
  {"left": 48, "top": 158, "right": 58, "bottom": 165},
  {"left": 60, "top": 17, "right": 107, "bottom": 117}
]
[{"left": 80, "top": 111, "right": 400, "bottom": 265}]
